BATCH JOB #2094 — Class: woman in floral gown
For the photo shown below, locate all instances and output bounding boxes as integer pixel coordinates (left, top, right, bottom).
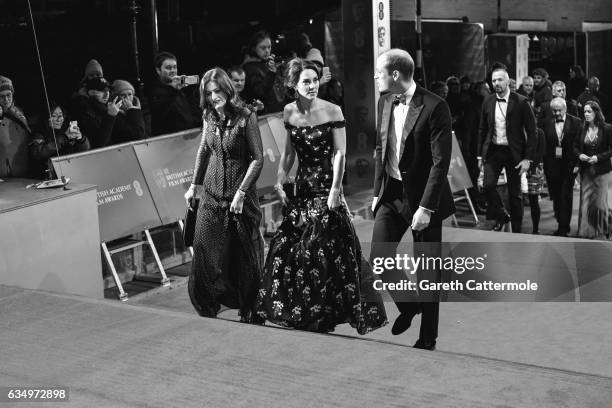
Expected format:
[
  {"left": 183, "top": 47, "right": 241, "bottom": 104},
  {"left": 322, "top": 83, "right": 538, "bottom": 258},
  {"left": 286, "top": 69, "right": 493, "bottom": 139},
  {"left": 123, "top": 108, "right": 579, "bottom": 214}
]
[{"left": 256, "top": 59, "right": 387, "bottom": 334}]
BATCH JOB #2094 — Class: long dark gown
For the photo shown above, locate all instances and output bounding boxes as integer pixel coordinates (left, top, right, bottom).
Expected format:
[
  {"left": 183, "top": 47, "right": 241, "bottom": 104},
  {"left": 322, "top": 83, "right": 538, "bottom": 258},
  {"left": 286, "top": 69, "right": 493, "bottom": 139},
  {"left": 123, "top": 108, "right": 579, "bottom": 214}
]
[
  {"left": 189, "top": 109, "right": 265, "bottom": 322},
  {"left": 255, "top": 120, "right": 388, "bottom": 334},
  {"left": 577, "top": 135, "right": 611, "bottom": 239}
]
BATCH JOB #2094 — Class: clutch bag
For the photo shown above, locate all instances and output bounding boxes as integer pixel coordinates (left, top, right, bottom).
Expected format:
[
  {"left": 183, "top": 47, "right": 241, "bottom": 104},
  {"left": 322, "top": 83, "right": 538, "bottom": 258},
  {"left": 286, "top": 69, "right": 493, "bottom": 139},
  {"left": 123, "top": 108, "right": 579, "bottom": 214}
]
[{"left": 183, "top": 198, "right": 199, "bottom": 247}]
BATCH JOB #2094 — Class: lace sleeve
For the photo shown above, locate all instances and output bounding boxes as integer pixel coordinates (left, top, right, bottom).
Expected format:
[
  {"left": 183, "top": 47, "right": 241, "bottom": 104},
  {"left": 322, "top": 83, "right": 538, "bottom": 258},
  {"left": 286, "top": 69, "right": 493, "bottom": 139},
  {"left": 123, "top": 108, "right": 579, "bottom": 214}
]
[
  {"left": 239, "top": 112, "right": 264, "bottom": 191},
  {"left": 191, "top": 120, "right": 211, "bottom": 185}
]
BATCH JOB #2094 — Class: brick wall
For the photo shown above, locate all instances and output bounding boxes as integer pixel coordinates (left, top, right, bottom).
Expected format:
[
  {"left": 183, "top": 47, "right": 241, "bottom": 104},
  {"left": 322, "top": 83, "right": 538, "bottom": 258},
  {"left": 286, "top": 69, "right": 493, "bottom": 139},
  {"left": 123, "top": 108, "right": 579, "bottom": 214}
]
[{"left": 391, "top": 0, "right": 612, "bottom": 32}]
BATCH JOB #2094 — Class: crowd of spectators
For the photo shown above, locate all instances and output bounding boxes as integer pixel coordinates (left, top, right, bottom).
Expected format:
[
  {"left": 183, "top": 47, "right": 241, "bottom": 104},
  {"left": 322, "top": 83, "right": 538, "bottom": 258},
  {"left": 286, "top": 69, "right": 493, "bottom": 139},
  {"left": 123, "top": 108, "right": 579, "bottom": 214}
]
[
  {"left": 0, "top": 29, "right": 342, "bottom": 181},
  {"left": 0, "top": 30, "right": 609, "bottom": 240}
]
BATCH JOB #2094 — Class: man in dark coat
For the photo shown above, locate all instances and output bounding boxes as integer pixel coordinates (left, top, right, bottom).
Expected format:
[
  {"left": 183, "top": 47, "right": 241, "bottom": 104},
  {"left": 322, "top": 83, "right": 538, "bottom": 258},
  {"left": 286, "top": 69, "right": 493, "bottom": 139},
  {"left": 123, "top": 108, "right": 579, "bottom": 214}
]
[
  {"left": 370, "top": 48, "right": 455, "bottom": 351},
  {"left": 479, "top": 68, "right": 537, "bottom": 233},
  {"left": 542, "top": 97, "right": 582, "bottom": 236},
  {"left": 149, "top": 52, "right": 201, "bottom": 136}
]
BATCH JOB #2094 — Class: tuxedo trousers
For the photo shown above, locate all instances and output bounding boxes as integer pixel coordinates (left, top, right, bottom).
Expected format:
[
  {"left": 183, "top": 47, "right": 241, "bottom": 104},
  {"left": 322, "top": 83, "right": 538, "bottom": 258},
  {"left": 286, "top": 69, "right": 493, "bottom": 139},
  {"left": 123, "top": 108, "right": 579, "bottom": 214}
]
[{"left": 371, "top": 177, "right": 441, "bottom": 342}]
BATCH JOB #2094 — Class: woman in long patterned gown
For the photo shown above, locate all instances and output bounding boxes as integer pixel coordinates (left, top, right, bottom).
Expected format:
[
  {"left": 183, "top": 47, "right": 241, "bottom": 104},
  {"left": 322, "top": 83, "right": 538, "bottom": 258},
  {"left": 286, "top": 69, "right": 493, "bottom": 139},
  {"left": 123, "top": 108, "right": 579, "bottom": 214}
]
[
  {"left": 184, "top": 68, "right": 265, "bottom": 322},
  {"left": 256, "top": 59, "right": 387, "bottom": 334}
]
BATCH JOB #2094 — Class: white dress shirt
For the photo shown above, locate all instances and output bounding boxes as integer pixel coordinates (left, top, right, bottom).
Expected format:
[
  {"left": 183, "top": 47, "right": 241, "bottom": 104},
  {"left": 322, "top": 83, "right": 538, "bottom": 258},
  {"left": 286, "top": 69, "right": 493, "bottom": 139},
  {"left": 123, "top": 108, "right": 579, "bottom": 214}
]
[
  {"left": 493, "top": 89, "right": 510, "bottom": 145},
  {"left": 555, "top": 114, "right": 566, "bottom": 144},
  {"left": 386, "top": 80, "right": 417, "bottom": 181}
]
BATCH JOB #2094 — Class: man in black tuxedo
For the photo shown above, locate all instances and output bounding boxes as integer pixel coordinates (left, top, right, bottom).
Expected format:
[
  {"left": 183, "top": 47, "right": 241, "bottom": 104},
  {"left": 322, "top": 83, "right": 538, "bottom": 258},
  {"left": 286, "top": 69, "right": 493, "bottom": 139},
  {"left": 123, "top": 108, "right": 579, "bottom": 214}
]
[
  {"left": 370, "top": 49, "right": 455, "bottom": 351},
  {"left": 479, "top": 68, "right": 537, "bottom": 232},
  {"left": 542, "top": 97, "right": 581, "bottom": 236}
]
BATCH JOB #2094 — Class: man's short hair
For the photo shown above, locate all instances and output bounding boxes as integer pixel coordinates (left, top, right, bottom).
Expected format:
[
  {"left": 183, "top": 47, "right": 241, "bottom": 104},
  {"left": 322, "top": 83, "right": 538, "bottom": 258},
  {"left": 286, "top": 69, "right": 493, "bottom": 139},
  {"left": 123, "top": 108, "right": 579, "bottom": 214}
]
[
  {"left": 532, "top": 68, "right": 548, "bottom": 78},
  {"left": 379, "top": 48, "right": 414, "bottom": 79},
  {"left": 227, "top": 66, "right": 245, "bottom": 76},
  {"left": 154, "top": 51, "right": 177, "bottom": 69},
  {"left": 492, "top": 68, "right": 509, "bottom": 79},
  {"left": 550, "top": 97, "right": 566, "bottom": 109}
]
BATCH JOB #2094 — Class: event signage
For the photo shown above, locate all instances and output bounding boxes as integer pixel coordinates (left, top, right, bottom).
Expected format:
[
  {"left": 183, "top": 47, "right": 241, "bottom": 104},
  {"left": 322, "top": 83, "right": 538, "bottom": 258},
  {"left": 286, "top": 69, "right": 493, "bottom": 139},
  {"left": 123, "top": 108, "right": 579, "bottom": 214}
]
[
  {"left": 133, "top": 129, "right": 201, "bottom": 224},
  {"left": 52, "top": 145, "right": 162, "bottom": 242}
]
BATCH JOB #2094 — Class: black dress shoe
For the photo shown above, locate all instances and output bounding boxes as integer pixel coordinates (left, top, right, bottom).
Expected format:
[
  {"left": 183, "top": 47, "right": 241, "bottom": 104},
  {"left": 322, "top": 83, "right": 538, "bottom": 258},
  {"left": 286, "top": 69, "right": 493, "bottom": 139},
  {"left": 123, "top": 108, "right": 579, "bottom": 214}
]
[
  {"left": 553, "top": 230, "right": 568, "bottom": 237},
  {"left": 413, "top": 339, "right": 436, "bottom": 350},
  {"left": 492, "top": 212, "right": 511, "bottom": 231},
  {"left": 391, "top": 311, "right": 418, "bottom": 335}
]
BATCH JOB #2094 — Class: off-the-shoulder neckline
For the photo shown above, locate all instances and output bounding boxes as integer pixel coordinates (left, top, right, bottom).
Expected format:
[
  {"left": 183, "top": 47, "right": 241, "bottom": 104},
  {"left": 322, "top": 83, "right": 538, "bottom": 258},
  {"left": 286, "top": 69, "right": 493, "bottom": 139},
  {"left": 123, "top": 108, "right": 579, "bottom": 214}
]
[{"left": 284, "top": 120, "right": 346, "bottom": 130}]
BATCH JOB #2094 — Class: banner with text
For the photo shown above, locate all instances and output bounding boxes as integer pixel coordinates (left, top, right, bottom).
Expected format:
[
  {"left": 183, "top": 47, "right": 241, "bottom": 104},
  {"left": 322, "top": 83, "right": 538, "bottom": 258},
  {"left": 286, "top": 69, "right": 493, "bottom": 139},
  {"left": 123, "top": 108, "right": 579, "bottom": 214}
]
[
  {"left": 52, "top": 146, "right": 161, "bottom": 242},
  {"left": 133, "top": 130, "right": 201, "bottom": 224}
]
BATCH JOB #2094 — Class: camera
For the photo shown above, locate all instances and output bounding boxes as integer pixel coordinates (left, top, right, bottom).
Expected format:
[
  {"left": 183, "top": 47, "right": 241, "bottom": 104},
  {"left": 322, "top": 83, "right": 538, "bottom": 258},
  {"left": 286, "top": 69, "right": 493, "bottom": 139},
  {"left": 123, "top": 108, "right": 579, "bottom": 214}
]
[{"left": 180, "top": 75, "right": 199, "bottom": 86}]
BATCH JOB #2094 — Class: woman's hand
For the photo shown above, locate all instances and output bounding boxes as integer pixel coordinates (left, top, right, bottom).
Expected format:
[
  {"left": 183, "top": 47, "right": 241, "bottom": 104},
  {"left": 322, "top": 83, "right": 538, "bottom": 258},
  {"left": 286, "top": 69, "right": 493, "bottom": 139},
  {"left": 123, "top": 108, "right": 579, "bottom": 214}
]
[
  {"left": 230, "top": 189, "right": 246, "bottom": 214},
  {"left": 579, "top": 154, "right": 590, "bottom": 162},
  {"left": 588, "top": 155, "right": 598, "bottom": 164},
  {"left": 327, "top": 187, "right": 341, "bottom": 209},
  {"left": 274, "top": 183, "right": 288, "bottom": 206},
  {"left": 573, "top": 166, "right": 580, "bottom": 174},
  {"left": 184, "top": 184, "right": 197, "bottom": 206},
  {"left": 107, "top": 97, "right": 123, "bottom": 116}
]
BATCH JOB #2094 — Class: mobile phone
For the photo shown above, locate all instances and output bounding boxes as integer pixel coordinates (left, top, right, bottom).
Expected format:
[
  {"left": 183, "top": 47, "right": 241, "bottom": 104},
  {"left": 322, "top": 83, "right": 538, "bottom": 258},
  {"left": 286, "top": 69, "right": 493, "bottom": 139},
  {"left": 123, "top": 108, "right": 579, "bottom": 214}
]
[
  {"left": 181, "top": 75, "right": 199, "bottom": 86},
  {"left": 322, "top": 66, "right": 331, "bottom": 77},
  {"left": 69, "top": 121, "right": 78, "bottom": 133}
]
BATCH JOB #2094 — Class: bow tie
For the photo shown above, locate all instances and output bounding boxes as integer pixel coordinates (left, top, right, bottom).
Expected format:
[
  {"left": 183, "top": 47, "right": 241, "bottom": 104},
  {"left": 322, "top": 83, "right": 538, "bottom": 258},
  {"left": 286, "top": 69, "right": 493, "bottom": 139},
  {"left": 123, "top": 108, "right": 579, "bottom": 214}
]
[
  {"left": 496, "top": 98, "right": 506, "bottom": 103},
  {"left": 393, "top": 94, "right": 407, "bottom": 105},
  {"left": 556, "top": 119, "right": 565, "bottom": 123}
]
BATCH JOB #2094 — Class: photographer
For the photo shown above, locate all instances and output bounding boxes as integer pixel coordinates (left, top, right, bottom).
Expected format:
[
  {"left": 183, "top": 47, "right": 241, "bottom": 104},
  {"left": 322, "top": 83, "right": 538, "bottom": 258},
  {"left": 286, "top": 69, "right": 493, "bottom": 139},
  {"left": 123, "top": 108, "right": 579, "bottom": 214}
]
[
  {"left": 75, "top": 77, "right": 120, "bottom": 148},
  {"left": 110, "top": 80, "right": 146, "bottom": 144},
  {"left": 149, "top": 51, "right": 201, "bottom": 136},
  {"left": 241, "top": 31, "right": 284, "bottom": 114},
  {"left": 0, "top": 75, "right": 33, "bottom": 178},
  {"left": 31, "top": 102, "right": 90, "bottom": 179}
]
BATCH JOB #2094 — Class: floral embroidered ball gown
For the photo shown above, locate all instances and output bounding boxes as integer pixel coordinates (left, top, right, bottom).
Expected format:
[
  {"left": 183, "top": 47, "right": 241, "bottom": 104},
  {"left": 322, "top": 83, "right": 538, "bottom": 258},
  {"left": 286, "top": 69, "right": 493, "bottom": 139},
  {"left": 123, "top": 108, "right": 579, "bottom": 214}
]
[{"left": 256, "top": 120, "right": 387, "bottom": 334}]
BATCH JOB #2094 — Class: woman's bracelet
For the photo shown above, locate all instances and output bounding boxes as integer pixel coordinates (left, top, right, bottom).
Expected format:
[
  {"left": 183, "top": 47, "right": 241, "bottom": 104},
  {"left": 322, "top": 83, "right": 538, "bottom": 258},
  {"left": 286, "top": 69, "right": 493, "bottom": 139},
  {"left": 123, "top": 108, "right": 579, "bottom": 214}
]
[{"left": 236, "top": 189, "right": 246, "bottom": 198}]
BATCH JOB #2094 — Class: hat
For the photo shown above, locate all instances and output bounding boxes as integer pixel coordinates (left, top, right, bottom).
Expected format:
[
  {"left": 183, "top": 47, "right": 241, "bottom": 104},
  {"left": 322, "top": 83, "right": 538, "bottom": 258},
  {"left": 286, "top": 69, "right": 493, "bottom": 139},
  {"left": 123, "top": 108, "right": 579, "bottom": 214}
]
[
  {"left": 305, "top": 48, "right": 324, "bottom": 66},
  {"left": 85, "top": 77, "right": 110, "bottom": 91},
  {"left": 112, "top": 79, "right": 135, "bottom": 95},
  {"left": 532, "top": 68, "right": 548, "bottom": 78},
  {"left": 0, "top": 75, "right": 14, "bottom": 93},
  {"left": 84, "top": 59, "right": 104, "bottom": 80}
]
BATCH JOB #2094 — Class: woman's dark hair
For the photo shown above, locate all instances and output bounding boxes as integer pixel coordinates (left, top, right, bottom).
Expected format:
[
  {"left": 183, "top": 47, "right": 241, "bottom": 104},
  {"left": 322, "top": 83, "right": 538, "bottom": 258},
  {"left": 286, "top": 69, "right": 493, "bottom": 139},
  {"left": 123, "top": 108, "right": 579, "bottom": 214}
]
[
  {"left": 247, "top": 30, "right": 271, "bottom": 57},
  {"left": 199, "top": 67, "right": 243, "bottom": 117},
  {"left": 284, "top": 58, "right": 319, "bottom": 89},
  {"left": 570, "top": 65, "right": 586, "bottom": 79},
  {"left": 45, "top": 101, "right": 67, "bottom": 129},
  {"left": 583, "top": 100, "right": 606, "bottom": 128}
]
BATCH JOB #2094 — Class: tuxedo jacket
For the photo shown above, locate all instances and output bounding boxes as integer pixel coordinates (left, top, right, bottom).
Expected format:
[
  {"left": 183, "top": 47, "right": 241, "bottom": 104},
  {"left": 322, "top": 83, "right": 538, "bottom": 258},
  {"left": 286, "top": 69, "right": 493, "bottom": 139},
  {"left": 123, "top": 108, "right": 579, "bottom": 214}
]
[
  {"left": 478, "top": 91, "right": 537, "bottom": 164},
  {"left": 542, "top": 114, "right": 582, "bottom": 169},
  {"left": 573, "top": 123, "right": 612, "bottom": 176},
  {"left": 373, "top": 86, "right": 455, "bottom": 222}
]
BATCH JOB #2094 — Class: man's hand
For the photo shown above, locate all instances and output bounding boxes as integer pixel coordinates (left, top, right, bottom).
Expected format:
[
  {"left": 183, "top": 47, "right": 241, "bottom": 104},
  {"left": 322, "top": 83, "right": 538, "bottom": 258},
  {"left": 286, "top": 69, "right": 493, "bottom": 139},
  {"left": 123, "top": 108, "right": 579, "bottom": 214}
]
[
  {"left": 579, "top": 154, "right": 590, "bottom": 162},
  {"left": 515, "top": 159, "right": 530, "bottom": 176},
  {"left": 371, "top": 196, "right": 378, "bottom": 212},
  {"left": 411, "top": 207, "right": 431, "bottom": 231}
]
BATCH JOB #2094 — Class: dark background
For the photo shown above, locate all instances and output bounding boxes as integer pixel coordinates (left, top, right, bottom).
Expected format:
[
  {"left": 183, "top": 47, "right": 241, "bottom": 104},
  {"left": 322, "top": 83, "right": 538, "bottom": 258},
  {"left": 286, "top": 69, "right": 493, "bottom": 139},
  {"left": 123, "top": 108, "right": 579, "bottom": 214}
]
[{"left": 0, "top": 0, "right": 339, "bottom": 121}]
